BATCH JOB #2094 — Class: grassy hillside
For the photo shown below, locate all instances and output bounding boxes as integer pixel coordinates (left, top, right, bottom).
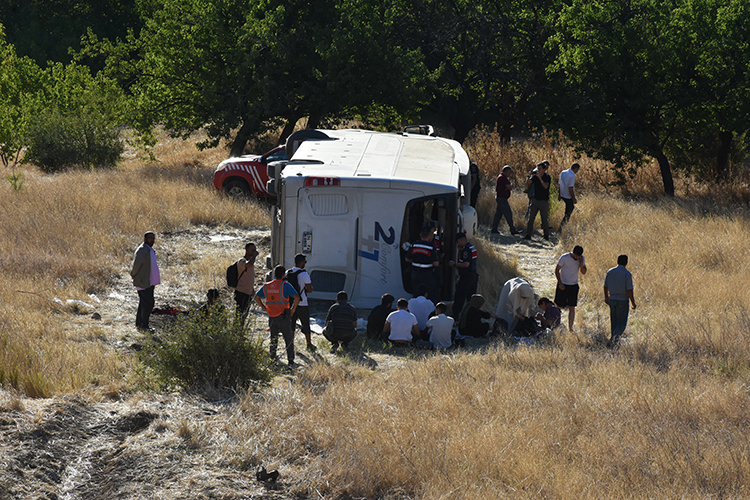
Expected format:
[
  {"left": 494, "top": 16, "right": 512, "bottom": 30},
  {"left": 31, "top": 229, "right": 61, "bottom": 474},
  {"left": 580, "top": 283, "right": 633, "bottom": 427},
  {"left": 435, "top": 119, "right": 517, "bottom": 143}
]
[{"left": 2, "top": 129, "right": 750, "bottom": 498}]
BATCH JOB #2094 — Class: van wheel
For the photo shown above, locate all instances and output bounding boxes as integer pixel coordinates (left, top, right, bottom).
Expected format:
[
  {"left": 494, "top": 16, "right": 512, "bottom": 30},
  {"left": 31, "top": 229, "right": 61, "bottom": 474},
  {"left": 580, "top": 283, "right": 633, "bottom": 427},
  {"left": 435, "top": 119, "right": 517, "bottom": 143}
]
[{"left": 224, "top": 179, "right": 251, "bottom": 198}]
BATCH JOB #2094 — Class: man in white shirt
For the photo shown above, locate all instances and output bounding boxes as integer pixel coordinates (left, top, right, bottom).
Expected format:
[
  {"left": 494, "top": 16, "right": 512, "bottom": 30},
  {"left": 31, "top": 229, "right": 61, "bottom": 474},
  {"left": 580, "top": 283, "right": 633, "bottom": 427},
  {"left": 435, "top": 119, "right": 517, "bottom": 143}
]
[
  {"left": 554, "top": 245, "right": 587, "bottom": 331},
  {"left": 426, "top": 302, "right": 455, "bottom": 349},
  {"left": 383, "top": 298, "right": 419, "bottom": 344},
  {"left": 558, "top": 163, "right": 580, "bottom": 232},
  {"left": 408, "top": 284, "right": 435, "bottom": 337},
  {"left": 287, "top": 253, "right": 316, "bottom": 352}
]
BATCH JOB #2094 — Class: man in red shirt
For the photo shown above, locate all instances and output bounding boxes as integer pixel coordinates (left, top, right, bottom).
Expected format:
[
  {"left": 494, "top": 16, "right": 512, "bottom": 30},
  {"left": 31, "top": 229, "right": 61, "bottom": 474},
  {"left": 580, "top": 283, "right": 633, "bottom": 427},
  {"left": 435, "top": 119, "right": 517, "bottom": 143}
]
[{"left": 491, "top": 165, "right": 521, "bottom": 236}]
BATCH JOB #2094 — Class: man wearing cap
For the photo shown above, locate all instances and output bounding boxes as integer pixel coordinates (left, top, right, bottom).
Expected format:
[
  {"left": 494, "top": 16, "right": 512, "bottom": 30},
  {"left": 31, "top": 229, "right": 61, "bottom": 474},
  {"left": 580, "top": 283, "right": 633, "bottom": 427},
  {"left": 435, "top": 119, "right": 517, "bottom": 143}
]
[
  {"left": 130, "top": 231, "right": 161, "bottom": 332},
  {"left": 449, "top": 232, "right": 478, "bottom": 318},
  {"left": 554, "top": 245, "right": 587, "bottom": 330},
  {"left": 405, "top": 224, "right": 440, "bottom": 303}
]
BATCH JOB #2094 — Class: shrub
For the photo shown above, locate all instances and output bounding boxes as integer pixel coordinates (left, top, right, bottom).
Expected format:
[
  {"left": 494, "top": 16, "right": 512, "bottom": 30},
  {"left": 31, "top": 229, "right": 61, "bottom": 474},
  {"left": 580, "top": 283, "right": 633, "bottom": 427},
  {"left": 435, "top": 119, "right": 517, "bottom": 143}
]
[{"left": 137, "top": 310, "right": 273, "bottom": 391}]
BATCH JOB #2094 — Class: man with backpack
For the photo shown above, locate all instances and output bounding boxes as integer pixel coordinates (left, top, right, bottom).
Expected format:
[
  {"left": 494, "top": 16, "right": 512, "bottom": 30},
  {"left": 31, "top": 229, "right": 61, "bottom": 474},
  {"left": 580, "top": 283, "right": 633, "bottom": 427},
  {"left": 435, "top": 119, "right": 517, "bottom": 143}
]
[
  {"left": 286, "top": 253, "right": 316, "bottom": 352},
  {"left": 233, "top": 242, "right": 258, "bottom": 327}
]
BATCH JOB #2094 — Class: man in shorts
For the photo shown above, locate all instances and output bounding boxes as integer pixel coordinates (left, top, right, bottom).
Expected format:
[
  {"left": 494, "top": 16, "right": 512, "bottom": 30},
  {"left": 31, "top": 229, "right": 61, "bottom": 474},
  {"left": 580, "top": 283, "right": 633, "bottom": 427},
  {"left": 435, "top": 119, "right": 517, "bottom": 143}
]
[{"left": 554, "top": 245, "right": 587, "bottom": 331}]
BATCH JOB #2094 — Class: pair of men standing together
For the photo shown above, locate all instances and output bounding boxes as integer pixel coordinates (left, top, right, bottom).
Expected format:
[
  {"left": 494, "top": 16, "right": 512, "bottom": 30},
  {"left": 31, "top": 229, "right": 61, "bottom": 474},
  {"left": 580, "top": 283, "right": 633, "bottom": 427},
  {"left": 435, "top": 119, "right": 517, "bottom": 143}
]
[{"left": 491, "top": 162, "right": 581, "bottom": 238}]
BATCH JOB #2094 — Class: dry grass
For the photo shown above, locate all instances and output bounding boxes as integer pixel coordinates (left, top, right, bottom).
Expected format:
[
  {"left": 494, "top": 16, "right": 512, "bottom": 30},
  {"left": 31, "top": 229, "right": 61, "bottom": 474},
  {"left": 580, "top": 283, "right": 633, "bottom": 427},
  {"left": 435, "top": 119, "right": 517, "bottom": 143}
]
[
  {"left": 3, "top": 127, "right": 750, "bottom": 498},
  {"left": 0, "top": 131, "right": 270, "bottom": 396}
]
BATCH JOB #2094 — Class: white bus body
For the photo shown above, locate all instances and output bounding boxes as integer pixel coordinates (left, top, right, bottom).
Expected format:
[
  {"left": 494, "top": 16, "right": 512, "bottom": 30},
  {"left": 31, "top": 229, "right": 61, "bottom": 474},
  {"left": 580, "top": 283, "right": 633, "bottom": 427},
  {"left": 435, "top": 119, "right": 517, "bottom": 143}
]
[{"left": 269, "top": 128, "right": 477, "bottom": 308}]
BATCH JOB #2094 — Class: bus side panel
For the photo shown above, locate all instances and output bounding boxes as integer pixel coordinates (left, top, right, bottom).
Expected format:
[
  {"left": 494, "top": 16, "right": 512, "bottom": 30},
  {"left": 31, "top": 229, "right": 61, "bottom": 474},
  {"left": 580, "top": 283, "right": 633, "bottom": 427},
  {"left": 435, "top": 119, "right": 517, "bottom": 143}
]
[{"left": 354, "top": 190, "right": 417, "bottom": 308}]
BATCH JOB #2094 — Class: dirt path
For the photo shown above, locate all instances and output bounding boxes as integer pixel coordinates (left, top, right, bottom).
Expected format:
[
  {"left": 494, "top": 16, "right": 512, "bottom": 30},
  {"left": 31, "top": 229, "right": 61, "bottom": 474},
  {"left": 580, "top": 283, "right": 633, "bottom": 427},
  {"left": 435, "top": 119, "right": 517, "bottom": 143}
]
[{"left": 0, "top": 225, "right": 563, "bottom": 499}]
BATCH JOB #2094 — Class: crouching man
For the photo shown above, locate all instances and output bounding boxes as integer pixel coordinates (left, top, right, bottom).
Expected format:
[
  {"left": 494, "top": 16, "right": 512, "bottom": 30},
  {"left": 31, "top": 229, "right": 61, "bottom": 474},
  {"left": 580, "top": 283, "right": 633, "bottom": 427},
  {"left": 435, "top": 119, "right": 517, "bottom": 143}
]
[{"left": 324, "top": 291, "right": 358, "bottom": 354}]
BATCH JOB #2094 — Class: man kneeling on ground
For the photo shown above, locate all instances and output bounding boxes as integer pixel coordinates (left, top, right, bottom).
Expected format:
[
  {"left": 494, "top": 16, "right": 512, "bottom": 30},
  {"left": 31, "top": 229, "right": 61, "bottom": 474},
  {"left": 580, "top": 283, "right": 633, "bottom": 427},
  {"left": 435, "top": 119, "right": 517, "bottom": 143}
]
[{"left": 324, "top": 291, "right": 358, "bottom": 354}]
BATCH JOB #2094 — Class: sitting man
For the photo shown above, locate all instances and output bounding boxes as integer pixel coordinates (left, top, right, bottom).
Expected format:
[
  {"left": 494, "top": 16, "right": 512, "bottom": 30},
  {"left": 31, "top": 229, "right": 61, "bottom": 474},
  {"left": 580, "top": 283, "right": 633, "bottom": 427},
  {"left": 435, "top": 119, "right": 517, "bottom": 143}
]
[
  {"left": 495, "top": 277, "right": 535, "bottom": 334},
  {"left": 366, "top": 293, "right": 395, "bottom": 341},
  {"left": 324, "top": 291, "right": 358, "bottom": 354},
  {"left": 426, "top": 302, "right": 455, "bottom": 349},
  {"left": 458, "top": 294, "right": 498, "bottom": 338},
  {"left": 408, "top": 284, "right": 436, "bottom": 340},
  {"left": 536, "top": 297, "right": 561, "bottom": 329},
  {"left": 199, "top": 288, "right": 226, "bottom": 320},
  {"left": 383, "top": 298, "right": 419, "bottom": 344}
]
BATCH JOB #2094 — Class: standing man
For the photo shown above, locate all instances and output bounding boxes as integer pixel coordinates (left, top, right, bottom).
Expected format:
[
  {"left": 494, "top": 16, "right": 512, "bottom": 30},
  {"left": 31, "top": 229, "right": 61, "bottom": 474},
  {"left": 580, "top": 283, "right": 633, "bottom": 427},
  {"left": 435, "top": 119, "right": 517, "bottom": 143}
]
[
  {"left": 131, "top": 231, "right": 161, "bottom": 332},
  {"left": 235, "top": 242, "right": 258, "bottom": 327},
  {"left": 405, "top": 224, "right": 440, "bottom": 303},
  {"left": 324, "top": 291, "right": 358, "bottom": 353},
  {"left": 469, "top": 161, "right": 481, "bottom": 208},
  {"left": 287, "top": 253, "right": 316, "bottom": 352},
  {"left": 524, "top": 161, "right": 551, "bottom": 241},
  {"left": 604, "top": 255, "right": 637, "bottom": 348},
  {"left": 558, "top": 163, "right": 581, "bottom": 231},
  {"left": 554, "top": 245, "right": 587, "bottom": 331},
  {"left": 449, "top": 232, "right": 478, "bottom": 318},
  {"left": 491, "top": 165, "right": 521, "bottom": 235},
  {"left": 254, "top": 265, "right": 300, "bottom": 367}
]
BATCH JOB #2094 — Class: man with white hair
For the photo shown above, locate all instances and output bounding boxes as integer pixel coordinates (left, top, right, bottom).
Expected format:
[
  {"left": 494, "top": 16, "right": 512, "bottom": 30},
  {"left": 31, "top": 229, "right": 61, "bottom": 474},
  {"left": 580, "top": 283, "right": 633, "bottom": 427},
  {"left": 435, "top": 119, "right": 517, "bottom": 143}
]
[{"left": 495, "top": 277, "right": 535, "bottom": 334}]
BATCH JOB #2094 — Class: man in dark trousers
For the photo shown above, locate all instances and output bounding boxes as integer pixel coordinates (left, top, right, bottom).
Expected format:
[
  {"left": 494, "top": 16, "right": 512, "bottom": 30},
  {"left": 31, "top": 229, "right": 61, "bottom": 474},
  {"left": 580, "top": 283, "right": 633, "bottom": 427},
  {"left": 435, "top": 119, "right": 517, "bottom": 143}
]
[
  {"left": 234, "top": 242, "right": 258, "bottom": 327},
  {"left": 130, "top": 231, "right": 161, "bottom": 332},
  {"left": 287, "top": 253, "right": 316, "bottom": 352},
  {"left": 324, "top": 291, "right": 358, "bottom": 353},
  {"left": 525, "top": 161, "right": 552, "bottom": 240},
  {"left": 604, "top": 254, "right": 637, "bottom": 348},
  {"left": 449, "top": 232, "right": 478, "bottom": 318},
  {"left": 405, "top": 224, "right": 440, "bottom": 303},
  {"left": 254, "top": 265, "right": 300, "bottom": 367},
  {"left": 491, "top": 165, "right": 521, "bottom": 235}
]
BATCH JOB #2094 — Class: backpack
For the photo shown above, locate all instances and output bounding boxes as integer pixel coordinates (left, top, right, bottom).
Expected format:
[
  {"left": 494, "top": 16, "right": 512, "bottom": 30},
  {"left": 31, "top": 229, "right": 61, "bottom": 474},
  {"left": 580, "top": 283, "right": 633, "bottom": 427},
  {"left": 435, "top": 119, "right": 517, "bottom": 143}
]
[
  {"left": 284, "top": 268, "right": 304, "bottom": 295},
  {"left": 226, "top": 262, "right": 246, "bottom": 288}
]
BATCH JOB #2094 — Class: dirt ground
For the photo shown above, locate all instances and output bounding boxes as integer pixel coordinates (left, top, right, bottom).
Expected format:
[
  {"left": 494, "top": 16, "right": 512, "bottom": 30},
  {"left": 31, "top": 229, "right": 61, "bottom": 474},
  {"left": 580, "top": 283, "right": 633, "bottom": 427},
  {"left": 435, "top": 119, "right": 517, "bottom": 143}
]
[{"left": 0, "top": 225, "right": 561, "bottom": 499}]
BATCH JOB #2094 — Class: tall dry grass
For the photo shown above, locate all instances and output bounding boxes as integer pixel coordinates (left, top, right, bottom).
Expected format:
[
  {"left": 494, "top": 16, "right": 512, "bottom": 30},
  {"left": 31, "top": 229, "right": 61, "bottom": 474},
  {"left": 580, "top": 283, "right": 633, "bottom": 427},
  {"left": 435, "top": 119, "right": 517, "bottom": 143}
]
[{"left": 0, "top": 132, "right": 270, "bottom": 396}]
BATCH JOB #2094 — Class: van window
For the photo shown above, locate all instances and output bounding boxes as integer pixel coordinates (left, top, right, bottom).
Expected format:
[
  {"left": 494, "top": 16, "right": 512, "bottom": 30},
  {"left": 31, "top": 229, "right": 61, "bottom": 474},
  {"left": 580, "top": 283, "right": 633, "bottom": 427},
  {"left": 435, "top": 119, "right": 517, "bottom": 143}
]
[{"left": 309, "top": 194, "right": 348, "bottom": 216}]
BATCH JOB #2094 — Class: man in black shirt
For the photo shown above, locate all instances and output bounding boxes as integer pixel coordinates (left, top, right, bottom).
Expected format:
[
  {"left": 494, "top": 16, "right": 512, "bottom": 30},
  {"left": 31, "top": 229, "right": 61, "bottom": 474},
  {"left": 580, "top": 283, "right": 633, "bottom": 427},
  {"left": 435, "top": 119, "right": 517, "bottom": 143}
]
[
  {"left": 524, "top": 162, "right": 552, "bottom": 240},
  {"left": 324, "top": 291, "right": 358, "bottom": 353}
]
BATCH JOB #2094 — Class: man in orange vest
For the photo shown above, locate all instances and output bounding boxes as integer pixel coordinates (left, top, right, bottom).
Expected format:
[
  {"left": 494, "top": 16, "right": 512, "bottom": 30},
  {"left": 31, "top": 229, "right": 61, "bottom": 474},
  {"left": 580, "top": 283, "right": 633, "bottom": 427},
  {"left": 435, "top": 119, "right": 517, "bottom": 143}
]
[{"left": 254, "top": 265, "right": 300, "bottom": 367}]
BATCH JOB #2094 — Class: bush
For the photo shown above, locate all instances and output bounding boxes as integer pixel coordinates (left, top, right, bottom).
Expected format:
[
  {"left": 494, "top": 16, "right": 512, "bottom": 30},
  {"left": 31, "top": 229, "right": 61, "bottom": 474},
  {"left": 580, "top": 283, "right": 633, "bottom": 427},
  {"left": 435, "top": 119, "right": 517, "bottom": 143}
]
[
  {"left": 24, "top": 107, "right": 123, "bottom": 172},
  {"left": 137, "top": 310, "right": 273, "bottom": 391}
]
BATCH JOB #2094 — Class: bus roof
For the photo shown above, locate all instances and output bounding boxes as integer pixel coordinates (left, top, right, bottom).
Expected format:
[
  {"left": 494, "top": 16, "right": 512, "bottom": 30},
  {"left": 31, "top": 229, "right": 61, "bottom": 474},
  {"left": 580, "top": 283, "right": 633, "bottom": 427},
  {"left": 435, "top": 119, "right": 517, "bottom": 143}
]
[{"left": 284, "top": 129, "right": 469, "bottom": 187}]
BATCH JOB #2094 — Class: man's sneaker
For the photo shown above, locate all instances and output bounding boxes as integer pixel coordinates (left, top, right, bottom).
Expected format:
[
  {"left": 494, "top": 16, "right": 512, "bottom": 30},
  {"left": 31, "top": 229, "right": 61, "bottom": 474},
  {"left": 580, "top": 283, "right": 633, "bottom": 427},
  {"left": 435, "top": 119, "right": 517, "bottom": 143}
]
[
  {"left": 329, "top": 344, "right": 339, "bottom": 354},
  {"left": 306, "top": 343, "right": 317, "bottom": 353},
  {"left": 288, "top": 361, "right": 298, "bottom": 368},
  {"left": 511, "top": 230, "right": 522, "bottom": 235}
]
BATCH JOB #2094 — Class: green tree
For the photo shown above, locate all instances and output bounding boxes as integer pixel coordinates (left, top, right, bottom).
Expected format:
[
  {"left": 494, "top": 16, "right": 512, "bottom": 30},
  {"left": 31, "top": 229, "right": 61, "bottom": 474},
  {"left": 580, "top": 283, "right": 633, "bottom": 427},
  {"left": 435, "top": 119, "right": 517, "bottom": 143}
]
[
  {"left": 23, "top": 62, "right": 127, "bottom": 172},
  {"left": 0, "top": 25, "right": 41, "bottom": 170},
  {"left": 547, "top": 0, "right": 696, "bottom": 195},
  {"left": 93, "top": 0, "right": 429, "bottom": 156}
]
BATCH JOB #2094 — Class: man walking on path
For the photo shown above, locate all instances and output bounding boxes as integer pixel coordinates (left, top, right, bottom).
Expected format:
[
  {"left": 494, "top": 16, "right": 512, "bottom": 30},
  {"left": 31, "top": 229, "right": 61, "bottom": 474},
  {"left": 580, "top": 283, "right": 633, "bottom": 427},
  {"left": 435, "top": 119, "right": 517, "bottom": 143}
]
[
  {"left": 525, "top": 161, "right": 552, "bottom": 240},
  {"left": 558, "top": 163, "right": 580, "bottom": 231},
  {"left": 554, "top": 245, "right": 587, "bottom": 331},
  {"left": 254, "top": 265, "right": 300, "bottom": 367},
  {"left": 491, "top": 165, "right": 521, "bottom": 235},
  {"left": 235, "top": 242, "right": 258, "bottom": 326},
  {"left": 604, "top": 255, "right": 637, "bottom": 348},
  {"left": 287, "top": 253, "right": 316, "bottom": 352},
  {"left": 131, "top": 231, "right": 161, "bottom": 332}
]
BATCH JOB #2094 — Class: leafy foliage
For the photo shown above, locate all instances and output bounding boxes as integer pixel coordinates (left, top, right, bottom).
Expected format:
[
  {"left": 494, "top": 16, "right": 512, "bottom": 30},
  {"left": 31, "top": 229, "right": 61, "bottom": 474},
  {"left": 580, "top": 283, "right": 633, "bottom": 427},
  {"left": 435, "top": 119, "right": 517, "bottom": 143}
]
[
  {"left": 137, "top": 310, "right": 273, "bottom": 391},
  {"left": 23, "top": 63, "right": 126, "bottom": 172}
]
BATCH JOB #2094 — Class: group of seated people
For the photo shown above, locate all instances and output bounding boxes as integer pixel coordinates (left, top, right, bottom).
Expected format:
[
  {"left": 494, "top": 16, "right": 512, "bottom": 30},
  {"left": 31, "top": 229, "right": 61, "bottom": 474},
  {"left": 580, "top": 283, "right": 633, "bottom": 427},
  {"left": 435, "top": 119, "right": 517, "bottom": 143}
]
[{"left": 365, "top": 278, "right": 563, "bottom": 349}]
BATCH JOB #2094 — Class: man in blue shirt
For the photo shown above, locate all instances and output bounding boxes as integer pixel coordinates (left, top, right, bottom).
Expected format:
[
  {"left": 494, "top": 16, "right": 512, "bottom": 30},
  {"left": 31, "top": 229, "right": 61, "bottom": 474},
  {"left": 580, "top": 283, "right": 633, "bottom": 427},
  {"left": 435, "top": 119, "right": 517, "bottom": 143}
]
[{"left": 604, "top": 255, "right": 637, "bottom": 348}]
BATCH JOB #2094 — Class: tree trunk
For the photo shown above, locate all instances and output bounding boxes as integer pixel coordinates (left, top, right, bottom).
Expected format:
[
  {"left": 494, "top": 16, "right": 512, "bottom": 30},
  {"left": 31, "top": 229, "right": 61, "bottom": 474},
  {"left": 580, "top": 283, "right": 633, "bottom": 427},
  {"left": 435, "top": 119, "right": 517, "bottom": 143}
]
[
  {"left": 230, "top": 120, "right": 255, "bottom": 157},
  {"left": 652, "top": 148, "right": 675, "bottom": 197},
  {"left": 278, "top": 115, "right": 301, "bottom": 145},
  {"left": 306, "top": 111, "right": 321, "bottom": 130},
  {"left": 716, "top": 130, "right": 732, "bottom": 182}
]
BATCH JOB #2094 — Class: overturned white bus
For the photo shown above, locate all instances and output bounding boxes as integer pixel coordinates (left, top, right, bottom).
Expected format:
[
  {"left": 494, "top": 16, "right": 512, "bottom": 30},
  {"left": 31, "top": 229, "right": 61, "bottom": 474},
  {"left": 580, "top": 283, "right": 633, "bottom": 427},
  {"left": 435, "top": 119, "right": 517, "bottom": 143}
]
[{"left": 266, "top": 127, "right": 477, "bottom": 308}]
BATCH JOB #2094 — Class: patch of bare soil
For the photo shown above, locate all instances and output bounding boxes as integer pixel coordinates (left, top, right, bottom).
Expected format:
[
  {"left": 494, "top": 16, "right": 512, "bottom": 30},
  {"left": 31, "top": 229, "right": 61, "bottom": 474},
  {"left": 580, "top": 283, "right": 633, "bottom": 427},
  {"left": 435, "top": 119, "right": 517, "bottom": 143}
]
[{"left": 0, "top": 225, "right": 562, "bottom": 499}]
